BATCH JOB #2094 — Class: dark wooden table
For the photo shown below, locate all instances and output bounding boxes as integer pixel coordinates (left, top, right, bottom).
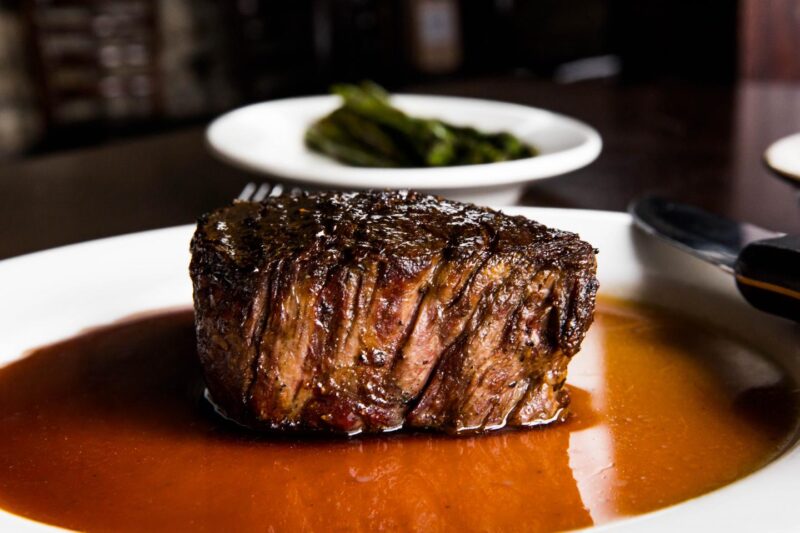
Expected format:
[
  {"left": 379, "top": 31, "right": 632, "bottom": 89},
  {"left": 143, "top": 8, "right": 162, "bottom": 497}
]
[{"left": 1, "top": 78, "right": 799, "bottom": 260}]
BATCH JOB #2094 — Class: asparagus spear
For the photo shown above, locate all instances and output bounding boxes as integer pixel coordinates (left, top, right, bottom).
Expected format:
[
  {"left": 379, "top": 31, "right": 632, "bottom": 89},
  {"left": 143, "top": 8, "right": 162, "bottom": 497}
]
[
  {"left": 305, "top": 118, "right": 398, "bottom": 167},
  {"left": 327, "top": 108, "right": 414, "bottom": 165},
  {"left": 333, "top": 83, "right": 457, "bottom": 166}
]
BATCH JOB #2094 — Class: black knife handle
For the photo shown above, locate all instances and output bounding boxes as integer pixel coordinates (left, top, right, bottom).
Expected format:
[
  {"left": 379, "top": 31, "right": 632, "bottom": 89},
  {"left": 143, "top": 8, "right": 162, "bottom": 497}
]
[{"left": 735, "top": 235, "right": 800, "bottom": 322}]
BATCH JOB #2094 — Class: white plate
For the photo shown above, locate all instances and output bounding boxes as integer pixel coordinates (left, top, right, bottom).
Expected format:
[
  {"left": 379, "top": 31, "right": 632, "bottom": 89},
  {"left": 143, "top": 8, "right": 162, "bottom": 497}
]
[
  {"left": 0, "top": 208, "right": 798, "bottom": 532},
  {"left": 206, "top": 95, "right": 602, "bottom": 205},
  {"left": 765, "top": 132, "right": 800, "bottom": 184}
]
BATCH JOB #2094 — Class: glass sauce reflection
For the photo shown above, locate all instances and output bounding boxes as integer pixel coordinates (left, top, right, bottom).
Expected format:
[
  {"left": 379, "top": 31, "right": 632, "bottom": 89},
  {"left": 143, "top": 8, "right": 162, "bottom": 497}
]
[{"left": 0, "top": 299, "right": 796, "bottom": 532}]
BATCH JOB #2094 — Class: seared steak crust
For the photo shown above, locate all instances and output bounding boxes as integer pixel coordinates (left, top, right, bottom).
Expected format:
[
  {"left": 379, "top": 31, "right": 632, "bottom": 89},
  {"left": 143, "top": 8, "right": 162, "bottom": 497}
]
[{"left": 190, "top": 190, "right": 598, "bottom": 435}]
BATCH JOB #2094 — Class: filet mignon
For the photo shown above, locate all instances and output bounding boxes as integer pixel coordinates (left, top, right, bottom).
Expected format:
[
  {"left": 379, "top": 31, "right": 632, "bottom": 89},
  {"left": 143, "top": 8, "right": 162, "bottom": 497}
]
[{"left": 190, "top": 190, "right": 598, "bottom": 435}]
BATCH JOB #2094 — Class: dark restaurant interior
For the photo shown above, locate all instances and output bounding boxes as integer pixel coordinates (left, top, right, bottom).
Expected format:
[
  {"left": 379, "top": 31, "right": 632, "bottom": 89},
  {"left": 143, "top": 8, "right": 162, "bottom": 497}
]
[{"left": 1, "top": 0, "right": 747, "bottom": 156}]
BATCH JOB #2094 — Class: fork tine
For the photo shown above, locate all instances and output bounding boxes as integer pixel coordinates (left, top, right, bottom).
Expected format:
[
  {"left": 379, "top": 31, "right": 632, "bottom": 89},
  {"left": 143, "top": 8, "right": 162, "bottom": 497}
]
[
  {"left": 269, "top": 183, "right": 284, "bottom": 197},
  {"left": 237, "top": 182, "right": 257, "bottom": 201},
  {"left": 252, "top": 182, "right": 272, "bottom": 202}
]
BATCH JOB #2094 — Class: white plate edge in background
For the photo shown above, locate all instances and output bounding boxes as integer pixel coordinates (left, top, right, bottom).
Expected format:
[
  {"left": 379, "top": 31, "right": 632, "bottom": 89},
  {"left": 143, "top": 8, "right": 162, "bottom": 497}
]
[{"left": 765, "top": 132, "right": 800, "bottom": 184}]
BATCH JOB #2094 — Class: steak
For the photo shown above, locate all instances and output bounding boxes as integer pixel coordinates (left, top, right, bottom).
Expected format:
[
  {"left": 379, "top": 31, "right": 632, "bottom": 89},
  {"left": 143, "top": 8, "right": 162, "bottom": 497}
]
[{"left": 190, "top": 190, "right": 598, "bottom": 435}]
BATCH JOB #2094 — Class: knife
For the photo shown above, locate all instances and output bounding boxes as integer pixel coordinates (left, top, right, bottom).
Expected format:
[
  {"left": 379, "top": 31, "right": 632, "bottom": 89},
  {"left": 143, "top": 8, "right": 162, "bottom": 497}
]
[{"left": 629, "top": 196, "right": 800, "bottom": 322}]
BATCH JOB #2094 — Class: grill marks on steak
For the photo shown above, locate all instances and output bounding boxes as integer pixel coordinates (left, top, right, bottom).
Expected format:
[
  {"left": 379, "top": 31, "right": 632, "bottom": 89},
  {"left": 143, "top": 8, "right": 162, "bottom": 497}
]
[{"left": 190, "top": 190, "right": 598, "bottom": 435}]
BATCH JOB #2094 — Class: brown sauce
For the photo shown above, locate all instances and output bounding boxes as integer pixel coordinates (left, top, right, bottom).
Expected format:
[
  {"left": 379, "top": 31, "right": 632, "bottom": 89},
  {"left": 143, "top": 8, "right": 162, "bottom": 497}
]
[{"left": 0, "top": 299, "right": 796, "bottom": 532}]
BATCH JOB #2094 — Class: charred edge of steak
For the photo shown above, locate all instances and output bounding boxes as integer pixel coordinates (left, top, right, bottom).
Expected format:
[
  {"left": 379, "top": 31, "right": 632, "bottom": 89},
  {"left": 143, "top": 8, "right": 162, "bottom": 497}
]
[{"left": 190, "top": 189, "right": 598, "bottom": 435}]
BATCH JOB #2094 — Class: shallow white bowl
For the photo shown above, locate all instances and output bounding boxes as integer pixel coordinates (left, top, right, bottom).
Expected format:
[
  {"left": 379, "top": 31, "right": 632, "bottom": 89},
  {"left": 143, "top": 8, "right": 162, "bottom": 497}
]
[
  {"left": 0, "top": 208, "right": 797, "bottom": 532},
  {"left": 206, "top": 95, "right": 602, "bottom": 205}
]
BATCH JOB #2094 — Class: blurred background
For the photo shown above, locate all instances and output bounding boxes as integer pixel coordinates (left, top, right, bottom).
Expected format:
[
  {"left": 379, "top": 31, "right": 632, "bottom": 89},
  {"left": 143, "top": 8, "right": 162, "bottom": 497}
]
[{"left": 0, "top": 0, "right": 796, "bottom": 161}]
